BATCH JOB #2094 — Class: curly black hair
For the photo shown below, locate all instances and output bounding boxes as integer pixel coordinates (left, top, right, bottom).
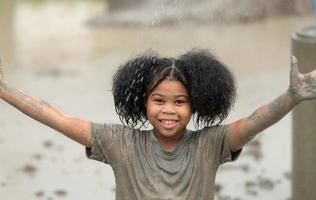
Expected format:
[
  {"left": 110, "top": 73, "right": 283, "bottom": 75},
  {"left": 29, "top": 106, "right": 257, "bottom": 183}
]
[{"left": 112, "top": 49, "right": 236, "bottom": 128}]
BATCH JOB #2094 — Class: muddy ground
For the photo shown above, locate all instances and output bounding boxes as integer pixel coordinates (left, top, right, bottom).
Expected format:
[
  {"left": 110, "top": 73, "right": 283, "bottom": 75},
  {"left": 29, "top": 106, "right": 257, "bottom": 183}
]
[{"left": 0, "top": 1, "right": 314, "bottom": 200}]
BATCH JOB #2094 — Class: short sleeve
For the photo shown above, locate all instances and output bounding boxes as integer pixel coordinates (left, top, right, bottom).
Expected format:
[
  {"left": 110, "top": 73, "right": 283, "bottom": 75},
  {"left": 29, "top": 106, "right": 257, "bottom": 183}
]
[
  {"left": 202, "top": 125, "right": 242, "bottom": 165},
  {"left": 218, "top": 128, "right": 242, "bottom": 164},
  {"left": 85, "top": 122, "right": 133, "bottom": 166}
]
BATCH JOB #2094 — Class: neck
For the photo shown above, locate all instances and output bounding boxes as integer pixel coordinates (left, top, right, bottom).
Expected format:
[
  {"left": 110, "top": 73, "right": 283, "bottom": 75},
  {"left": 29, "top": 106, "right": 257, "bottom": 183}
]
[{"left": 153, "top": 129, "right": 186, "bottom": 152}]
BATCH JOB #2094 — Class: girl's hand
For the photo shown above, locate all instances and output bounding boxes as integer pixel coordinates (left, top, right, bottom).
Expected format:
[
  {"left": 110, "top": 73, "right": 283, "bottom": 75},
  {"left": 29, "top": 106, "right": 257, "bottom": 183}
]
[{"left": 288, "top": 56, "right": 316, "bottom": 103}]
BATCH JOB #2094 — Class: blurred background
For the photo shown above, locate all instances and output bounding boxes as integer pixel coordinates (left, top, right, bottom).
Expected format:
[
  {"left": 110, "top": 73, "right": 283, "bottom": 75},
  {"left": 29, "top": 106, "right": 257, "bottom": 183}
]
[{"left": 0, "top": 0, "right": 314, "bottom": 199}]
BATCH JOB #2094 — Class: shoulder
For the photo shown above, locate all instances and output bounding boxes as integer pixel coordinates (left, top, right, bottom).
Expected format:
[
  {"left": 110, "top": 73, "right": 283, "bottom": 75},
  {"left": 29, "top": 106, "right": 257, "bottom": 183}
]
[
  {"left": 189, "top": 125, "right": 229, "bottom": 145},
  {"left": 92, "top": 122, "right": 140, "bottom": 133},
  {"left": 87, "top": 123, "right": 147, "bottom": 165},
  {"left": 91, "top": 122, "right": 146, "bottom": 141},
  {"left": 196, "top": 125, "right": 228, "bottom": 136}
]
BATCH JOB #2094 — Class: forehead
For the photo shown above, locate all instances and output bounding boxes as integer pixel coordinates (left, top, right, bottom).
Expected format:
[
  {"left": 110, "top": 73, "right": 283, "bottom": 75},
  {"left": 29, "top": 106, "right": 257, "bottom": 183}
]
[{"left": 150, "top": 79, "right": 188, "bottom": 96}]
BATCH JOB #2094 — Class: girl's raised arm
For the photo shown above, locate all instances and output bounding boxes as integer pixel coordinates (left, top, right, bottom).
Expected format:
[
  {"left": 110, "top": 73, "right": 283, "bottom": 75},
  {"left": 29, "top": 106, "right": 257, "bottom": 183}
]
[
  {"left": 0, "top": 61, "right": 92, "bottom": 147},
  {"left": 228, "top": 56, "right": 316, "bottom": 152}
]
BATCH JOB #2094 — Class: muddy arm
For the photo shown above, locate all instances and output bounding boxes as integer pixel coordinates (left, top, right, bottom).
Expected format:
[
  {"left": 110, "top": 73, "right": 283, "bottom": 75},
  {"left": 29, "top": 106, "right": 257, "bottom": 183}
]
[
  {"left": 0, "top": 61, "right": 92, "bottom": 147},
  {"left": 228, "top": 93, "right": 296, "bottom": 152},
  {"left": 228, "top": 56, "right": 316, "bottom": 152}
]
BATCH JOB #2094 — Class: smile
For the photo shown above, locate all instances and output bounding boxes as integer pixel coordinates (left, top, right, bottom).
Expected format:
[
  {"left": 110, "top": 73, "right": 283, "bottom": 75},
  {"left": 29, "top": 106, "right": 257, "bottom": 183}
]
[{"left": 159, "top": 119, "right": 178, "bottom": 129}]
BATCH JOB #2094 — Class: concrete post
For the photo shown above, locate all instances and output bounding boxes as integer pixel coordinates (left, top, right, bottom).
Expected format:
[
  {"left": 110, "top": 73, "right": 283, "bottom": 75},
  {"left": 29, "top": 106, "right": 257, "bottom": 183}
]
[{"left": 291, "top": 26, "right": 316, "bottom": 200}]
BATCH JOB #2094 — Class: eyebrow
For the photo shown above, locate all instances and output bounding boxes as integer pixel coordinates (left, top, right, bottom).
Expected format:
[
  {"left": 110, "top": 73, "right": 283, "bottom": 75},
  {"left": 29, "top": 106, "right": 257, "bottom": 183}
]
[{"left": 151, "top": 93, "right": 189, "bottom": 98}]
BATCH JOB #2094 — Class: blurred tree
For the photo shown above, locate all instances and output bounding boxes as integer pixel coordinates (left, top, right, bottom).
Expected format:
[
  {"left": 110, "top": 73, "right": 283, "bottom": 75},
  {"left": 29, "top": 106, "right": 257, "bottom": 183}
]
[
  {"left": 106, "top": 0, "right": 144, "bottom": 12},
  {"left": 274, "top": 0, "right": 313, "bottom": 15},
  {"left": 95, "top": 0, "right": 313, "bottom": 26},
  {"left": 105, "top": 0, "right": 312, "bottom": 14}
]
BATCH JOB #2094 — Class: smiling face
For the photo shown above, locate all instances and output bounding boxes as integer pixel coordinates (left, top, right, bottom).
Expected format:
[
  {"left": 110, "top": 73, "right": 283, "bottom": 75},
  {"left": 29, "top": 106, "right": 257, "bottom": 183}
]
[{"left": 146, "top": 78, "right": 192, "bottom": 147}]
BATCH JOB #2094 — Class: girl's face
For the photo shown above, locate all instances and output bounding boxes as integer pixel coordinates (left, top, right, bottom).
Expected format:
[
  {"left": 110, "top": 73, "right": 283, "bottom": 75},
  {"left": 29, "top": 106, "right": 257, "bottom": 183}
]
[{"left": 146, "top": 79, "right": 192, "bottom": 146}]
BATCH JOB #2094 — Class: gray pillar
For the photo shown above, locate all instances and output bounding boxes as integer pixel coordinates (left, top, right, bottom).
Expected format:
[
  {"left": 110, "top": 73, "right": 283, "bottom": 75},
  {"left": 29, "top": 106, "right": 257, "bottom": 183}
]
[{"left": 292, "top": 26, "right": 316, "bottom": 200}]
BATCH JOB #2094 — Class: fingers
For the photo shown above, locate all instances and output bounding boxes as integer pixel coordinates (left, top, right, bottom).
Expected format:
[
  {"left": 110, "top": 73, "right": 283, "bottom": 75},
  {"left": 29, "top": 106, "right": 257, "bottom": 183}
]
[
  {"left": 291, "top": 55, "right": 297, "bottom": 64},
  {"left": 291, "top": 55, "right": 300, "bottom": 75}
]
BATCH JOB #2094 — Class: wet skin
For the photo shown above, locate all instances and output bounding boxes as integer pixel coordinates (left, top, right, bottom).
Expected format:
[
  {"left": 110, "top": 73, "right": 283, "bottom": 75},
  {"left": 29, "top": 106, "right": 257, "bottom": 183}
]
[
  {"left": 146, "top": 79, "right": 192, "bottom": 151},
  {"left": 0, "top": 61, "right": 91, "bottom": 146},
  {"left": 228, "top": 56, "right": 316, "bottom": 152},
  {"left": 1, "top": 56, "right": 316, "bottom": 152}
]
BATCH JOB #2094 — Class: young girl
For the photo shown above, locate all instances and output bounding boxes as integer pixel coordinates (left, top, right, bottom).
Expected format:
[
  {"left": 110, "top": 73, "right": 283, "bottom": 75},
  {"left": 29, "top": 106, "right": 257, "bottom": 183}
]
[{"left": 0, "top": 50, "right": 316, "bottom": 199}]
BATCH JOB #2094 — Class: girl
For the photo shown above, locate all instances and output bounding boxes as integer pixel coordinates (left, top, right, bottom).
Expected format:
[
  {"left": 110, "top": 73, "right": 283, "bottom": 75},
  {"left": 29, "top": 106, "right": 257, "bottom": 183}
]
[{"left": 0, "top": 50, "right": 316, "bottom": 199}]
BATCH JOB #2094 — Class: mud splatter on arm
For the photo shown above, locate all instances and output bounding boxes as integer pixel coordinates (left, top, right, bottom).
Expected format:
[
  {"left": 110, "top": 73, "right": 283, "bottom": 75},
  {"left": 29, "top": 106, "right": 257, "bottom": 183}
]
[
  {"left": 228, "top": 56, "right": 316, "bottom": 152},
  {"left": 229, "top": 93, "right": 297, "bottom": 152},
  {"left": 0, "top": 81, "right": 92, "bottom": 147}
]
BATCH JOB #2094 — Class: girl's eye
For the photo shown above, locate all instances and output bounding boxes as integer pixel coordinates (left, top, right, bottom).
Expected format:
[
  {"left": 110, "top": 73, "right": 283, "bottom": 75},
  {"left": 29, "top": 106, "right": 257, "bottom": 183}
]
[
  {"left": 153, "top": 99, "right": 164, "bottom": 104},
  {"left": 175, "top": 100, "right": 186, "bottom": 105}
]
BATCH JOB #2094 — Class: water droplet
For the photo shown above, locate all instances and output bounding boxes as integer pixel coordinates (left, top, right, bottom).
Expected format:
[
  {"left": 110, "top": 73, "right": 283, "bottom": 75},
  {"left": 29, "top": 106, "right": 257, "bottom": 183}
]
[
  {"left": 126, "top": 93, "right": 131, "bottom": 102},
  {"left": 131, "top": 79, "right": 136, "bottom": 87}
]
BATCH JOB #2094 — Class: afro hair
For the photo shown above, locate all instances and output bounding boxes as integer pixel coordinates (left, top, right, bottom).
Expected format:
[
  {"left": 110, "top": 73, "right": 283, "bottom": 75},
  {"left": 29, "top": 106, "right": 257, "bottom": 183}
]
[{"left": 112, "top": 49, "right": 236, "bottom": 128}]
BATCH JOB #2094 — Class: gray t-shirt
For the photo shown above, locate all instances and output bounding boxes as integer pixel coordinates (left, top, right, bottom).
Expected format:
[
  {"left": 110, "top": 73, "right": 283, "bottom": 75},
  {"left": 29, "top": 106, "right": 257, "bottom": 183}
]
[{"left": 86, "top": 123, "right": 241, "bottom": 200}]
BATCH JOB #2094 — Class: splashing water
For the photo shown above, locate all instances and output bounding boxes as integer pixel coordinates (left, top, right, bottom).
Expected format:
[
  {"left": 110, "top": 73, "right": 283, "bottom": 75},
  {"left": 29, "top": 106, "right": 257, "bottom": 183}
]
[
  {"left": 296, "top": 1, "right": 316, "bottom": 39},
  {"left": 308, "top": 0, "right": 316, "bottom": 37}
]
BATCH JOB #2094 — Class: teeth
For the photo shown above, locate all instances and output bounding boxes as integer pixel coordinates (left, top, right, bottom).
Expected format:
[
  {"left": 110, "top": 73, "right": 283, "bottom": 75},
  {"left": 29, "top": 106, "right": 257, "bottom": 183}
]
[{"left": 161, "top": 120, "right": 177, "bottom": 125}]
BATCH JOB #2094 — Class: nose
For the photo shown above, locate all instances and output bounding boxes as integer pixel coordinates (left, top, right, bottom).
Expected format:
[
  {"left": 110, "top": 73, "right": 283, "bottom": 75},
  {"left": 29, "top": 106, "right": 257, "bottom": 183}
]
[{"left": 161, "top": 103, "right": 176, "bottom": 114}]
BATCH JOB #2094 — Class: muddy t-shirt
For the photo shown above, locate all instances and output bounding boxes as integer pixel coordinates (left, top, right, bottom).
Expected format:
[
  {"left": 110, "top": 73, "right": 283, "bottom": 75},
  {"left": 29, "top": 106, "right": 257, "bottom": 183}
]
[{"left": 86, "top": 123, "right": 241, "bottom": 200}]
